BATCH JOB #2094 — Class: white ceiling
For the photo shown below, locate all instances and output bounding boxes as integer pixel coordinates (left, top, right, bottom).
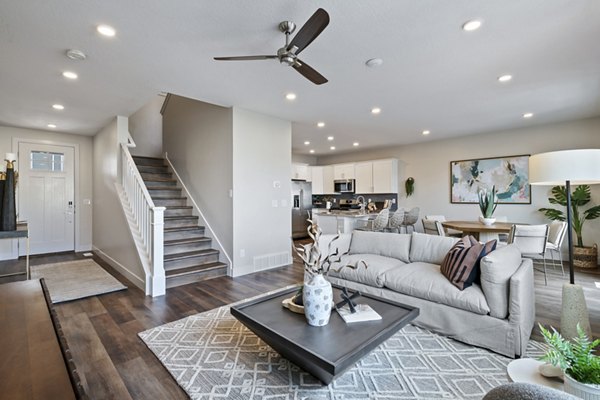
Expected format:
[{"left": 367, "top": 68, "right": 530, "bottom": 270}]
[{"left": 1, "top": 1, "right": 599, "bottom": 155}]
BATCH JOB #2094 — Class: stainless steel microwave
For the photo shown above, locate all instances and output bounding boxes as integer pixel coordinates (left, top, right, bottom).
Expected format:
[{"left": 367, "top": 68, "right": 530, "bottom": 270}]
[{"left": 334, "top": 179, "right": 355, "bottom": 193}]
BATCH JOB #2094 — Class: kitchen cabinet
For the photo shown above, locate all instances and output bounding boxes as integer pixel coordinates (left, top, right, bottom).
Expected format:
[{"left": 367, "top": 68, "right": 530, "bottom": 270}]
[
  {"left": 291, "top": 163, "right": 310, "bottom": 181},
  {"left": 352, "top": 159, "right": 398, "bottom": 194},
  {"left": 372, "top": 159, "right": 398, "bottom": 193},
  {"left": 333, "top": 163, "right": 355, "bottom": 180},
  {"left": 354, "top": 162, "right": 373, "bottom": 193},
  {"left": 310, "top": 166, "right": 334, "bottom": 194}
]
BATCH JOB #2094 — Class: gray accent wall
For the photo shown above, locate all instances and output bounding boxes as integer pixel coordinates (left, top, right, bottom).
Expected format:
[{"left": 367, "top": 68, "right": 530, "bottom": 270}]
[
  {"left": 92, "top": 116, "right": 145, "bottom": 289},
  {"left": 129, "top": 95, "right": 164, "bottom": 158},
  {"left": 317, "top": 117, "right": 600, "bottom": 251},
  {"left": 162, "top": 95, "right": 234, "bottom": 259}
]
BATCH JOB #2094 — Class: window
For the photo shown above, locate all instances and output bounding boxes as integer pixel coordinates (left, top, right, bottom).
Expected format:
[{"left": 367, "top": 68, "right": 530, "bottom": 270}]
[{"left": 30, "top": 151, "right": 64, "bottom": 172}]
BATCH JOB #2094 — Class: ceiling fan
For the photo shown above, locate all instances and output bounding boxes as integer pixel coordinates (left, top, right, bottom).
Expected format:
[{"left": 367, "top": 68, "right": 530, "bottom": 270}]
[{"left": 214, "top": 8, "right": 330, "bottom": 85}]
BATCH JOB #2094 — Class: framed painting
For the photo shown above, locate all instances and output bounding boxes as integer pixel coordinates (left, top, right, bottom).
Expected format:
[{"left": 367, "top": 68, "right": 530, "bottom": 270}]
[{"left": 450, "top": 154, "right": 531, "bottom": 204}]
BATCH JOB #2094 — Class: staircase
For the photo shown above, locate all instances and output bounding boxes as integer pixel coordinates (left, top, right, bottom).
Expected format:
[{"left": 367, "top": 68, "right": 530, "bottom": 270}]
[{"left": 132, "top": 156, "right": 227, "bottom": 288}]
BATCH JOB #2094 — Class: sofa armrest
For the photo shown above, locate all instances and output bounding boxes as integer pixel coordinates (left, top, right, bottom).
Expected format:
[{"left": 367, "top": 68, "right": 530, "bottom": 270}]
[
  {"left": 318, "top": 233, "right": 352, "bottom": 256},
  {"left": 508, "top": 258, "right": 535, "bottom": 356}
]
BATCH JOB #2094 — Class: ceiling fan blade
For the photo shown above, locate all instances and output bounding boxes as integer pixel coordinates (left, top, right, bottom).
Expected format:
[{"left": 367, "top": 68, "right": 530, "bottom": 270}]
[
  {"left": 287, "top": 8, "right": 329, "bottom": 55},
  {"left": 214, "top": 55, "right": 277, "bottom": 61},
  {"left": 293, "top": 59, "right": 328, "bottom": 85}
]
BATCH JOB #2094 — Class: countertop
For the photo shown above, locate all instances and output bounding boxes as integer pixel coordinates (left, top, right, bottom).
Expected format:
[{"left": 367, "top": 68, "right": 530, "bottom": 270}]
[{"left": 312, "top": 209, "right": 377, "bottom": 218}]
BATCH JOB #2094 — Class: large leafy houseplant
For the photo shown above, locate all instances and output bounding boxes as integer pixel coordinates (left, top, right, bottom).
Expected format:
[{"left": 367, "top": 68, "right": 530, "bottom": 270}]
[
  {"left": 539, "top": 323, "right": 600, "bottom": 396},
  {"left": 539, "top": 185, "right": 600, "bottom": 247}
]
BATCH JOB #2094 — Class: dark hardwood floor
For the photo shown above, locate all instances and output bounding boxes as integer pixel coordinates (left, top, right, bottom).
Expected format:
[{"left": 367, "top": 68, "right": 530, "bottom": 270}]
[{"left": 0, "top": 251, "right": 598, "bottom": 399}]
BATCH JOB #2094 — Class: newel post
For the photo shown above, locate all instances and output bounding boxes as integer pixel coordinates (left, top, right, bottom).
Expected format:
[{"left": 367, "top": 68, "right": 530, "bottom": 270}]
[{"left": 150, "top": 206, "right": 166, "bottom": 297}]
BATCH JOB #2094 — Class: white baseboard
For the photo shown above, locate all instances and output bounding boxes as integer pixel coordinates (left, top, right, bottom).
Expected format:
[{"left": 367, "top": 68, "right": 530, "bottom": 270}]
[{"left": 92, "top": 246, "right": 145, "bottom": 290}]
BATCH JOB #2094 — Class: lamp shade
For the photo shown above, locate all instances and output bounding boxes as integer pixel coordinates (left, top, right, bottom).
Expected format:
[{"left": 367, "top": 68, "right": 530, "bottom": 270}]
[{"left": 529, "top": 149, "right": 600, "bottom": 186}]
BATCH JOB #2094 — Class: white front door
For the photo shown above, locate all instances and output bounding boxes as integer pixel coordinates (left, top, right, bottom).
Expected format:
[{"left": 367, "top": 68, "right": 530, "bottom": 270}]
[{"left": 18, "top": 142, "right": 75, "bottom": 255}]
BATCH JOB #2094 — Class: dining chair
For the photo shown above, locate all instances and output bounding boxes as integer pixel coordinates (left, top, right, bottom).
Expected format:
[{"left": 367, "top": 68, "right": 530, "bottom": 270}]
[
  {"left": 400, "top": 207, "right": 420, "bottom": 233},
  {"left": 508, "top": 224, "right": 550, "bottom": 285},
  {"left": 424, "top": 215, "right": 462, "bottom": 237},
  {"left": 386, "top": 208, "right": 405, "bottom": 233},
  {"left": 372, "top": 208, "right": 390, "bottom": 232},
  {"left": 494, "top": 216, "right": 509, "bottom": 243},
  {"left": 422, "top": 219, "right": 445, "bottom": 236},
  {"left": 544, "top": 220, "right": 567, "bottom": 276}
]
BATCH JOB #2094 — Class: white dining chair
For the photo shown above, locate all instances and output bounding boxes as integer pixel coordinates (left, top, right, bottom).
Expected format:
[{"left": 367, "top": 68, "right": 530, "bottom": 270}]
[
  {"left": 508, "top": 224, "right": 550, "bottom": 285},
  {"left": 544, "top": 220, "right": 567, "bottom": 276},
  {"left": 424, "top": 215, "right": 462, "bottom": 237},
  {"left": 400, "top": 207, "right": 419, "bottom": 233},
  {"left": 386, "top": 208, "right": 405, "bottom": 233},
  {"left": 422, "top": 219, "right": 445, "bottom": 236}
]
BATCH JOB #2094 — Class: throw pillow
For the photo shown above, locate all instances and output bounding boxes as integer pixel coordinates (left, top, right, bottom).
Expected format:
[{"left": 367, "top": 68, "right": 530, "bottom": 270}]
[{"left": 441, "top": 236, "right": 496, "bottom": 290}]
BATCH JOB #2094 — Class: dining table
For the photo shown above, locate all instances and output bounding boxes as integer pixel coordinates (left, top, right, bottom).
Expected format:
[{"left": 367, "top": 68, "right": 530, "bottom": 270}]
[{"left": 441, "top": 220, "right": 515, "bottom": 242}]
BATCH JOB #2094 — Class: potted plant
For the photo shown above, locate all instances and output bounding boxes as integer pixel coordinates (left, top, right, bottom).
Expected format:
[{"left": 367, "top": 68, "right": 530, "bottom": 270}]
[
  {"left": 539, "top": 185, "right": 600, "bottom": 269},
  {"left": 539, "top": 323, "right": 600, "bottom": 398},
  {"left": 293, "top": 220, "right": 366, "bottom": 327},
  {"left": 478, "top": 185, "right": 498, "bottom": 226}
]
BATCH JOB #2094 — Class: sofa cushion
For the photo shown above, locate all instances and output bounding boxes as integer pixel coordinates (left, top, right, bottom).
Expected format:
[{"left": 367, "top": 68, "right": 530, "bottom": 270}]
[
  {"left": 409, "top": 233, "right": 459, "bottom": 264},
  {"left": 349, "top": 231, "right": 411, "bottom": 263},
  {"left": 480, "top": 244, "right": 523, "bottom": 319},
  {"left": 383, "top": 262, "right": 490, "bottom": 315},
  {"left": 441, "top": 236, "right": 497, "bottom": 290},
  {"left": 328, "top": 254, "right": 406, "bottom": 288}
]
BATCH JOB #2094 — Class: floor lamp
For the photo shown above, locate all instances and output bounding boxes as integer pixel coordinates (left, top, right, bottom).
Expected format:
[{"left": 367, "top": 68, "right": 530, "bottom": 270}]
[{"left": 529, "top": 149, "right": 600, "bottom": 339}]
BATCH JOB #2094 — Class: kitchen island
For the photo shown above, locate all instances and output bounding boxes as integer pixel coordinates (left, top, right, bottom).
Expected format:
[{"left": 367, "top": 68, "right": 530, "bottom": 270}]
[{"left": 312, "top": 209, "right": 375, "bottom": 234}]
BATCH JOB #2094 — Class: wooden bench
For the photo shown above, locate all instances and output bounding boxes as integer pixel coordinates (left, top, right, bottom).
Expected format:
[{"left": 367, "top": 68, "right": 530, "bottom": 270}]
[{"left": 0, "top": 279, "right": 87, "bottom": 399}]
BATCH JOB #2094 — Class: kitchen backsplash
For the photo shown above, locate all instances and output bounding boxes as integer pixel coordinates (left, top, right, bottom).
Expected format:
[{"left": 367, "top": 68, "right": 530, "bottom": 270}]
[{"left": 312, "top": 193, "right": 399, "bottom": 211}]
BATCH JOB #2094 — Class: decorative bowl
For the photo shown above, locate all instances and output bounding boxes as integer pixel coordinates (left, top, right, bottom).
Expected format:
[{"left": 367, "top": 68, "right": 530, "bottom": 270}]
[{"left": 479, "top": 216, "right": 496, "bottom": 226}]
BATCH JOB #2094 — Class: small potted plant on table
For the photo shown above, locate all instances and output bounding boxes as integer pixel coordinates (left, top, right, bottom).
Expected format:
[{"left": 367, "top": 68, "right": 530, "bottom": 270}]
[
  {"left": 478, "top": 185, "right": 498, "bottom": 226},
  {"left": 539, "top": 323, "right": 600, "bottom": 399}
]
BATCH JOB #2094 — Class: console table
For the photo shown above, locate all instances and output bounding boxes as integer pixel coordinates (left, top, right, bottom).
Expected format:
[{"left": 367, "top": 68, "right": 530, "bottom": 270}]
[{"left": 0, "top": 221, "right": 30, "bottom": 279}]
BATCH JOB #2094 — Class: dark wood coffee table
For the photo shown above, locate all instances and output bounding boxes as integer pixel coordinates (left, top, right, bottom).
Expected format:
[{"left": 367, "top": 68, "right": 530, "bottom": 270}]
[{"left": 230, "top": 284, "right": 419, "bottom": 384}]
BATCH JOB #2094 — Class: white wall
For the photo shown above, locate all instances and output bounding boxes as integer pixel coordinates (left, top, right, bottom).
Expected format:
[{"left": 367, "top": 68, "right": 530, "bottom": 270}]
[
  {"left": 128, "top": 95, "right": 164, "bottom": 157},
  {"left": 317, "top": 117, "right": 600, "bottom": 251},
  {"left": 162, "top": 95, "right": 234, "bottom": 258},
  {"left": 0, "top": 126, "right": 93, "bottom": 259},
  {"left": 232, "top": 108, "right": 292, "bottom": 276},
  {"left": 92, "top": 116, "right": 145, "bottom": 288}
]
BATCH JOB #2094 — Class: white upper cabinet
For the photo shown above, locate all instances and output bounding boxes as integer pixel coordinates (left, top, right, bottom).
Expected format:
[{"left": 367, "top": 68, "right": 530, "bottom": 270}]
[
  {"left": 333, "top": 163, "right": 355, "bottom": 180},
  {"left": 354, "top": 162, "right": 373, "bottom": 193},
  {"left": 291, "top": 163, "right": 310, "bottom": 181},
  {"left": 372, "top": 159, "right": 398, "bottom": 193},
  {"left": 310, "top": 166, "right": 334, "bottom": 194}
]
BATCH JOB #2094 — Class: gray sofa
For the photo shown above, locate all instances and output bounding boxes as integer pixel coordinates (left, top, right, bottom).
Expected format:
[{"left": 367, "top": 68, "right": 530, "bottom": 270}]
[{"left": 321, "top": 230, "right": 535, "bottom": 358}]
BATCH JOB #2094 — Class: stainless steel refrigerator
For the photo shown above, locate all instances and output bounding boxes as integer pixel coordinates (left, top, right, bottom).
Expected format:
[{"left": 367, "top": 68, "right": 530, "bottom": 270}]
[{"left": 291, "top": 180, "right": 312, "bottom": 239}]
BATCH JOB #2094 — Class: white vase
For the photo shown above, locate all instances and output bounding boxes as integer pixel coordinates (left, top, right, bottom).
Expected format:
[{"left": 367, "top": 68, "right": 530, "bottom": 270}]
[
  {"left": 564, "top": 374, "right": 600, "bottom": 399},
  {"left": 479, "top": 216, "right": 496, "bottom": 226},
  {"left": 303, "top": 274, "right": 333, "bottom": 327}
]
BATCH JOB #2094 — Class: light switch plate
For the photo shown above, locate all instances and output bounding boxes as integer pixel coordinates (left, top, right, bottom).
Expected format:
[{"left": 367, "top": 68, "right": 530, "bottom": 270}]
[{"left": 273, "top": 180, "right": 281, "bottom": 189}]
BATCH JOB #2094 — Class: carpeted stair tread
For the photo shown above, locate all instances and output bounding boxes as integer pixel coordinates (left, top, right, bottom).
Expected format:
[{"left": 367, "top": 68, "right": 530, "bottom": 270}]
[
  {"left": 165, "top": 262, "right": 227, "bottom": 277},
  {"left": 152, "top": 196, "right": 187, "bottom": 200},
  {"left": 164, "top": 216, "right": 198, "bottom": 221},
  {"left": 164, "top": 249, "right": 219, "bottom": 261},
  {"left": 132, "top": 156, "right": 164, "bottom": 161},
  {"left": 146, "top": 186, "right": 181, "bottom": 190},
  {"left": 165, "top": 206, "right": 193, "bottom": 210},
  {"left": 143, "top": 177, "right": 177, "bottom": 183}
]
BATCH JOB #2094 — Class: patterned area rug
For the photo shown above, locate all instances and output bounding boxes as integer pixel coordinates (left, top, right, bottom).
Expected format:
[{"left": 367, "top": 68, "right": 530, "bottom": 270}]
[
  {"left": 139, "top": 294, "right": 546, "bottom": 400},
  {"left": 31, "top": 259, "right": 127, "bottom": 303}
]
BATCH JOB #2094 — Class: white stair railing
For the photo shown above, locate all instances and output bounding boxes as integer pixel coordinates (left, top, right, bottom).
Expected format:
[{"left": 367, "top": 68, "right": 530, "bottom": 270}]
[{"left": 120, "top": 143, "right": 166, "bottom": 296}]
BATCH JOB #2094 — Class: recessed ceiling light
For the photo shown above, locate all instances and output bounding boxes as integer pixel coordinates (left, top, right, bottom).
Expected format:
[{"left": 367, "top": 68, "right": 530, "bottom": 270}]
[
  {"left": 365, "top": 58, "right": 383, "bottom": 68},
  {"left": 330, "top": 146, "right": 336, "bottom": 150},
  {"left": 462, "top": 20, "right": 482, "bottom": 31},
  {"left": 523, "top": 112, "right": 534, "bottom": 118},
  {"left": 66, "top": 49, "right": 87, "bottom": 61},
  {"left": 304, "top": 141, "right": 310, "bottom": 145},
  {"left": 47, "top": 124, "right": 57, "bottom": 128},
  {"left": 97, "top": 24, "right": 116, "bottom": 37},
  {"left": 62, "top": 71, "right": 78, "bottom": 80},
  {"left": 498, "top": 74, "right": 512, "bottom": 82},
  {"left": 309, "top": 149, "right": 315, "bottom": 154},
  {"left": 52, "top": 104, "right": 64, "bottom": 110},
  {"left": 285, "top": 93, "right": 296, "bottom": 100},
  {"left": 422, "top": 130, "right": 430, "bottom": 135},
  {"left": 371, "top": 107, "right": 381, "bottom": 114},
  {"left": 327, "top": 136, "right": 334, "bottom": 141},
  {"left": 353, "top": 142, "right": 359, "bottom": 147},
  {"left": 317, "top": 122, "right": 325, "bottom": 128}
]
